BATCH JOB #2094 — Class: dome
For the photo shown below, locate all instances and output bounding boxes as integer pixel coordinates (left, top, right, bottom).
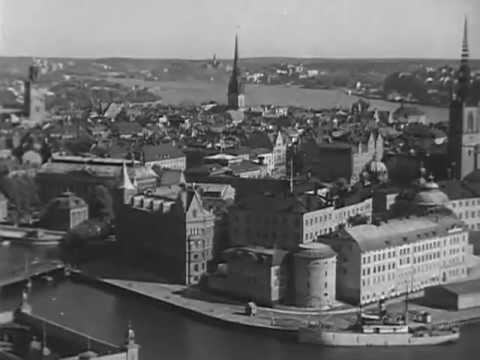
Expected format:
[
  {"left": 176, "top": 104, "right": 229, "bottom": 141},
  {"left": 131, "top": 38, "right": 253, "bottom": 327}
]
[
  {"left": 413, "top": 177, "right": 450, "bottom": 207},
  {"left": 48, "top": 192, "right": 87, "bottom": 211}
]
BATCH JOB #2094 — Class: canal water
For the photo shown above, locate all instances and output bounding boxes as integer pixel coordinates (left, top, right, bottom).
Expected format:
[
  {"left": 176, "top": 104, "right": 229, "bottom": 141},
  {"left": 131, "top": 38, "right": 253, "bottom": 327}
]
[{"left": 0, "top": 246, "right": 479, "bottom": 360}]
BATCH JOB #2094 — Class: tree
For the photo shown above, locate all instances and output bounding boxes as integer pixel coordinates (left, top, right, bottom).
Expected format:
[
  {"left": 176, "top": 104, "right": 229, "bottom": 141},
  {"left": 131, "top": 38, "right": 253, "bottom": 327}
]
[{"left": 89, "top": 185, "right": 114, "bottom": 221}]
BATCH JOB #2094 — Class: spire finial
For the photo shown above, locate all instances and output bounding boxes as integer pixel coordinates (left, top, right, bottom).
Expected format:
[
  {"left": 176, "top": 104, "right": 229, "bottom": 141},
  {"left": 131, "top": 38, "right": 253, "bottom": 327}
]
[
  {"left": 462, "top": 16, "right": 469, "bottom": 64},
  {"left": 233, "top": 32, "right": 239, "bottom": 71},
  {"left": 120, "top": 161, "right": 135, "bottom": 191}
]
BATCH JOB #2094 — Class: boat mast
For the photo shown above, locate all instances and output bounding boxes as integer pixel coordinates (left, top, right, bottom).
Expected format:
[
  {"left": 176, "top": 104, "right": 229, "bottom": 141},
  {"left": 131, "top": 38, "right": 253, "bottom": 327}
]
[{"left": 404, "top": 265, "right": 414, "bottom": 323}]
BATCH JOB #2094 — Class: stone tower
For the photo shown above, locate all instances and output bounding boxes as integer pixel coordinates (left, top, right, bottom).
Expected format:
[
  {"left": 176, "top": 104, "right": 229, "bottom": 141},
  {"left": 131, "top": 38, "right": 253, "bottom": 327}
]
[
  {"left": 227, "top": 34, "right": 245, "bottom": 109},
  {"left": 447, "top": 17, "right": 480, "bottom": 179}
]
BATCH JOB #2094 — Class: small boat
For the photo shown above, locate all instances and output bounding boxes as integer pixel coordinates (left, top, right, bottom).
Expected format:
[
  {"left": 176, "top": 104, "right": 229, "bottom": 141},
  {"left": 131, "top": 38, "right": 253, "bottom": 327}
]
[{"left": 1, "top": 240, "right": 10, "bottom": 247}]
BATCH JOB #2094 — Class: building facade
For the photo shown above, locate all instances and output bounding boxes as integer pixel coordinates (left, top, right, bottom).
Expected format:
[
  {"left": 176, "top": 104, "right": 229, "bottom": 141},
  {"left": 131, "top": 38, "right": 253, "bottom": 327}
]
[
  {"left": 323, "top": 215, "right": 472, "bottom": 305},
  {"left": 229, "top": 193, "right": 372, "bottom": 251},
  {"left": 117, "top": 186, "right": 215, "bottom": 285},
  {"left": 142, "top": 144, "right": 187, "bottom": 171},
  {"left": 207, "top": 246, "right": 289, "bottom": 305}
]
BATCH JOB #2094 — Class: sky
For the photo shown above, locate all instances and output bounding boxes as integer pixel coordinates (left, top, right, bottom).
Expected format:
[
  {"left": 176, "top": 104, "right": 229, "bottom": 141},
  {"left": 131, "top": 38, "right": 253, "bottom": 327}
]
[{"left": 0, "top": 0, "right": 479, "bottom": 59}]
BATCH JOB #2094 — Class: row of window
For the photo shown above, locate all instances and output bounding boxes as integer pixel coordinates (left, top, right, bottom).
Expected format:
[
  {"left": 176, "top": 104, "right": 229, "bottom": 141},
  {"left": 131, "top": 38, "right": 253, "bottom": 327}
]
[
  {"left": 450, "top": 198, "right": 480, "bottom": 208},
  {"left": 457, "top": 211, "right": 480, "bottom": 220},
  {"left": 362, "top": 235, "right": 467, "bottom": 265}
]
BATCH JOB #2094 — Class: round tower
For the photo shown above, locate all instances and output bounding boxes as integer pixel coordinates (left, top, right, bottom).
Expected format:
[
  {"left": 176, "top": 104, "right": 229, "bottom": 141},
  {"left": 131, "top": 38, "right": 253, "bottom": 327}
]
[{"left": 293, "top": 243, "right": 337, "bottom": 309}]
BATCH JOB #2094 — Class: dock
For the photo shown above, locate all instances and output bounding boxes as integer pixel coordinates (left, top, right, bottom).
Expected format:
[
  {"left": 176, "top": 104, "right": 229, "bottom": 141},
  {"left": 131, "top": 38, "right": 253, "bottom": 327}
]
[{"left": 0, "top": 261, "right": 65, "bottom": 288}]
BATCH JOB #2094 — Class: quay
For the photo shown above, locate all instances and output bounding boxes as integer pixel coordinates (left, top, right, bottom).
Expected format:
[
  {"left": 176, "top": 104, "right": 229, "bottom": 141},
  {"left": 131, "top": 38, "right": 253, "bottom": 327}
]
[
  {"left": 0, "top": 261, "right": 64, "bottom": 289},
  {"left": 70, "top": 268, "right": 480, "bottom": 339}
]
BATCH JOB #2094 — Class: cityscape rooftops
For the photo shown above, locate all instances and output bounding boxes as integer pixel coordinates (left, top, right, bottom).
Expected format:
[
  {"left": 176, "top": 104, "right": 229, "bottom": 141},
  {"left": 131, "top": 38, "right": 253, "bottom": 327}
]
[{"left": 345, "top": 215, "right": 463, "bottom": 253}]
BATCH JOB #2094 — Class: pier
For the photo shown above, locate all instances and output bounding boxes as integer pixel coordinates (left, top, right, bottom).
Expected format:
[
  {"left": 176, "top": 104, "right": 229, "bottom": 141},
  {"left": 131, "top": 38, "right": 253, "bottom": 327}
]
[{"left": 0, "top": 261, "right": 64, "bottom": 288}]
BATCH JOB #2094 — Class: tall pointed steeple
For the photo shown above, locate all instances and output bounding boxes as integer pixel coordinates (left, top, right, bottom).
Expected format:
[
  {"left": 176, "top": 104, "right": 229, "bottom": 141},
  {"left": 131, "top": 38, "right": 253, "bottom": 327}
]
[
  {"left": 233, "top": 33, "right": 239, "bottom": 76},
  {"left": 461, "top": 16, "right": 469, "bottom": 65},
  {"left": 227, "top": 33, "right": 244, "bottom": 109},
  {"left": 457, "top": 16, "right": 471, "bottom": 102}
]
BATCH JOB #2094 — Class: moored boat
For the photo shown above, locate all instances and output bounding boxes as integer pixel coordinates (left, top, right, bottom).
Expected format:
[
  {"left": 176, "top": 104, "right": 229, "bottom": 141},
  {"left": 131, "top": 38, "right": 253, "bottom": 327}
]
[
  {"left": 298, "top": 299, "right": 460, "bottom": 346},
  {"left": 298, "top": 321, "right": 460, "bottom": 346}
]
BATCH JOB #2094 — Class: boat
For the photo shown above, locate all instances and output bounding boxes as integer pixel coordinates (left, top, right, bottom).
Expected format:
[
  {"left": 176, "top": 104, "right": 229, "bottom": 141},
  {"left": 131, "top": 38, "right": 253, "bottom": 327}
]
[
  {"left": 298, "top": 292, "right": 460, "bottom": 346},
  {"left": 298, "top": 314, "right": 460, "bottom": 346},
  {"left": 1, "top": 240, "right": 10, "bottom": 247}
]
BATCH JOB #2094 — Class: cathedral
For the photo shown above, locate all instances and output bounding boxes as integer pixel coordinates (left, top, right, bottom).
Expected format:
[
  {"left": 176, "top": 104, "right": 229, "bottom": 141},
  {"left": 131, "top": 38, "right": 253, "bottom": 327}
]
[
  {"left": 227, "top": 34, "right": 245, "bottom": 109},
  {"left": 447, "top": 18, "right": 480, "bottom": 179}
]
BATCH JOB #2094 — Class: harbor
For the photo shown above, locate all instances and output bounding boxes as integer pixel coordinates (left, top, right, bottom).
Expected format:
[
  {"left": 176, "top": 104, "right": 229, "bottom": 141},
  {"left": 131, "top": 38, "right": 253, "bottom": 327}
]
[{"left": 0, "top": 272, "right": 479, "bottom": 360}]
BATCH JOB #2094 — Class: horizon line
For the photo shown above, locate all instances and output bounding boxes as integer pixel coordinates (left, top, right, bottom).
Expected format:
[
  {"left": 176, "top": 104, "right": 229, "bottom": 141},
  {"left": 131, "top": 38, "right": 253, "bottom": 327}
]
[{"left": 0, "top": 55, "right": 478, "bottom": 62}]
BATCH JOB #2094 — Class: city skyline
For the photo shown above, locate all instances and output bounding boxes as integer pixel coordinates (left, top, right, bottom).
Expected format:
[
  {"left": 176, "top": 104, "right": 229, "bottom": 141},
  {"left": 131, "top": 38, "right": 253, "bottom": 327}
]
[{"left": 0, "top": 0, "right": 479, "bottom": 59}]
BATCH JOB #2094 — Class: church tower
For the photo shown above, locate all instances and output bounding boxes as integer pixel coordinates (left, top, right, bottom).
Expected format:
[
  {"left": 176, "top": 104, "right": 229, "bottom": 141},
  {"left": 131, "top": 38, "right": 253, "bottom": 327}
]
[
  {"left": 447, "top": 17, "right": 480, "bottom": 179},
  {"left": 227, "top": 34, "right": 245, "bottom": 109}
]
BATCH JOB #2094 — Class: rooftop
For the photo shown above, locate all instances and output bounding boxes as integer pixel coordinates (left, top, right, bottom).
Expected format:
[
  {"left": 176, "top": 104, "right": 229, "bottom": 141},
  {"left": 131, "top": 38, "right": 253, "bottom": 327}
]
[{"left": 345, "top": 215, "right": 464, "bottom": 252}]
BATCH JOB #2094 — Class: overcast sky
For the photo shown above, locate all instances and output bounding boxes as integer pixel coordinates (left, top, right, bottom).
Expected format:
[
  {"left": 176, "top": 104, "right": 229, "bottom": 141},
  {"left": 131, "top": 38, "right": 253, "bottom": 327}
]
[{"left": 0, "top": 0, "right": 478, "bottom": 59}]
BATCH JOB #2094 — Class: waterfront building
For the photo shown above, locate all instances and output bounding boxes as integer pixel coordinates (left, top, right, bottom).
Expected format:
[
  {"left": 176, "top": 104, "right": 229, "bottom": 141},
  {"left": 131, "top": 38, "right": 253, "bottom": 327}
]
[
  {"left": 228, "top": 192, "right": 372, "bottom": 251},
  {"left": 117, "top": 185, "right": 215, "bottom": 285},
  {"left": 322, "top": 213, "right": 471, "bottom": 305},
  {"left": 424, "top": 278, "right": 480, "bottom": 310},
  {"left": 447, "top": 18, "right": 480, "bottom": 180},
  {"left": 293, "top": 243, "right": 337, "bottom": 309},
  {"left": 39, "top": 191, "right": 89, "bottom": 231},
  {"left": 207, "top": 246, "right": 289, "bottom": 305},
  {"left": 227, "top": 34, "right": 245, "bottom": 110}
]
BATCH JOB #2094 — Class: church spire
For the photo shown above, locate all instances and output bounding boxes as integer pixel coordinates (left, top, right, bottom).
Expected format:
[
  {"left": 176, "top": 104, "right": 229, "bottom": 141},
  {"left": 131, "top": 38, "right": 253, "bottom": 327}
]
[
  {"left": 227, "top": 33, "right": 245, "bottom": 109},
  {"left": 461, "top": 16, "right": 469, "bottom": 65},
  {"left": 233, "top": 33, "right": 239, "bottom": 75},
  {"left": 456, "top": 16, "right": 471, "bottom": 102}
]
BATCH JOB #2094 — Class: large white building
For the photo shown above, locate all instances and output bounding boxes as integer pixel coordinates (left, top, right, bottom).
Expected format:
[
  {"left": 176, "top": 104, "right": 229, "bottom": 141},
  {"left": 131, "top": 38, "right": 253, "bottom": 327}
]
[{"left": 323, "top": 215, "right": 472, "bottom": 305}]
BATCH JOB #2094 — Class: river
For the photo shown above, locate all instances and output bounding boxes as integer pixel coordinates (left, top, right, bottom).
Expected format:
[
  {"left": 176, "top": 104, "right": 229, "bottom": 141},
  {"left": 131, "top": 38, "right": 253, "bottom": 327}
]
[
  {"left": 109, "top": 78, "right": 449, "bottom": 124},
  {"left": 0, "top": 246, "right": 478, "bottom": 360}
]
